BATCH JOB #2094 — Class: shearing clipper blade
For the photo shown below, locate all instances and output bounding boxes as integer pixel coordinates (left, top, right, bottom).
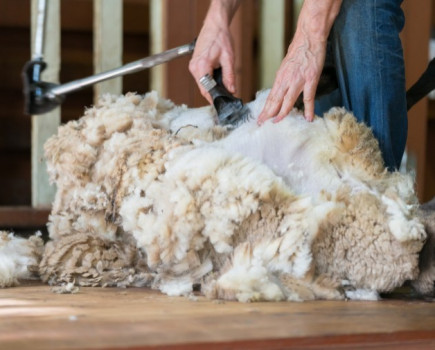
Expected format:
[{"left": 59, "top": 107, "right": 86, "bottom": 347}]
[{"left": 200, "top": 68, "right": 252, "bottom": 127}]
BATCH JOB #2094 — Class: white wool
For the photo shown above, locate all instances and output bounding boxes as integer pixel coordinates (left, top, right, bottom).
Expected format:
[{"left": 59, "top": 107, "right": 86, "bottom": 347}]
[
  {"left": 36, "top": 90, "right": 428, "bottom": 301},
  {"left": 382, "top": 194, "right": 426, "bottom": 242},
  {"left": 0, "top": 232, "right": 41, "bottom": 287},
  {"left": 168, "top": 106, "right": 216, "bottom": 134},
  {"left": 217, "top": 244, "right": 286, "bottom": 302},
  {"left": 345, "top": 289, "right": 380, "bottom": 301},
  {"left": 158, "top": 276, "right": 194, "bottom": 296},
  {"left": 216, "top": 95, "right": 345, "bottom": 198}
]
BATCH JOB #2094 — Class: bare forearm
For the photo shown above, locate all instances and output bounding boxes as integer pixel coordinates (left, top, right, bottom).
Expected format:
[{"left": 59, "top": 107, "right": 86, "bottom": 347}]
[
  {"left": 206, "top": 0, "right": 241, "bottom": 27},
  {"left": 296, "top": 0, "right": 342, "bottom": 43}
]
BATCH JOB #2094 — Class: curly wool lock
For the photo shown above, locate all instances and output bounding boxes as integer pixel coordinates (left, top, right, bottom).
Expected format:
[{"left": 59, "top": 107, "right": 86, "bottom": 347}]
[{"left": 1, "top": 89, "right": 426, "bottom": 301}]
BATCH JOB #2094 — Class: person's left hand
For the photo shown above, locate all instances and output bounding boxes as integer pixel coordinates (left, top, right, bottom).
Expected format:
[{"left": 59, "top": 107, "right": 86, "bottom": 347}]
[{"left": 257, "top": 31, "right": 327, "bottom": 125}]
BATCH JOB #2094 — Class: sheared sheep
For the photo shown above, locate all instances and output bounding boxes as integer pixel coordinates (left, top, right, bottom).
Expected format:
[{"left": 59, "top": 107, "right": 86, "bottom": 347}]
[{"left": 27, "top": 89, "right": 427, "bottom": 301}]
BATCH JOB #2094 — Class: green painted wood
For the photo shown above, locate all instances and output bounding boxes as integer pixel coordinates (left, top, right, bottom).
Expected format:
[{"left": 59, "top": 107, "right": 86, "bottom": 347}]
[
  {"left": 259, "top": 0, "right": 286, "bottom": 90},
  {"left": 93, "top": 0, "right": 123, "bottom": 101},
  {"left": 31, "top": 0, "right": 60, "bottom": 208}
]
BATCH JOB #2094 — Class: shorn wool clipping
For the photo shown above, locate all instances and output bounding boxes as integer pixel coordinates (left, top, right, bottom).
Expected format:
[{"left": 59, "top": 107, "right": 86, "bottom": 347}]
[{"left": 1, "top": 90, "right": 434, "bottom": 301}]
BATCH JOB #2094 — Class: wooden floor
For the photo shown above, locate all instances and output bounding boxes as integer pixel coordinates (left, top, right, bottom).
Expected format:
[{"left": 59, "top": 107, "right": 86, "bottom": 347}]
[{"left": 1, "top": 283, "right": 435, "bottom": 350}]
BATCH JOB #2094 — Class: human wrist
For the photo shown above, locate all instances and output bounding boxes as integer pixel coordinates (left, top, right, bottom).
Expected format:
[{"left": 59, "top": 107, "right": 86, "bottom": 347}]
[
  {"left": 296, "top": 0, "right": 342, "bottom": 43},
  {"left": 206, "top": 0, "right": 240, "bottom": 27}
]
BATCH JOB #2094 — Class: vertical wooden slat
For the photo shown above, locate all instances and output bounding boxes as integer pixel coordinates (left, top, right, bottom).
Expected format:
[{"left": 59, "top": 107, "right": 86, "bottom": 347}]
[
  {"left": 31, "top": 0, "right": 60, "bottom": 208},
  {"left": 231, "top": 1, "right": 257, "bottom": 102},
  {"left": 401, "top": 0, "right": 431, "bottom": 200},
  {"left": 149, "top": 0, "right": 208, "bottom": 107},
  {"left": 165, "top": 0, "right": 205, "bottom": 106},
  {"left": 93, "top": 0, "right": 123, "bottom": 101},
  {"left": 259, "top": 0, "right": 286, "bottom": 89},
  {"left": 149, "top": 0, "right": 166, "bottom": 96}
]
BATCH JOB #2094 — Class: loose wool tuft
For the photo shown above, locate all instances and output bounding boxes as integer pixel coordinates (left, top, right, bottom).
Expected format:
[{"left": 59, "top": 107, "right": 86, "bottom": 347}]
[
  {"left": 2, "top": 90, "right": 429, "bottom": 301},
  {"left": 0, "top": 231, "right": 43, "bottom": 287}
]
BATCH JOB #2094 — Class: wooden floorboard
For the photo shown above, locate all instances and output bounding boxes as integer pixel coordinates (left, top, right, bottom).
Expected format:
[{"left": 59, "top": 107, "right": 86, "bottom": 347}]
[{"left": 1, "top": 283, "right": 435, "bottom": 350}]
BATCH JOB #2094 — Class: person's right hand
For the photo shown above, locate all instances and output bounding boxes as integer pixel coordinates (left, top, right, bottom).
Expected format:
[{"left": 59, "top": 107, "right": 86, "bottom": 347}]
[{"left": 189, "top": 2, "right": 239, "bottom": 104}]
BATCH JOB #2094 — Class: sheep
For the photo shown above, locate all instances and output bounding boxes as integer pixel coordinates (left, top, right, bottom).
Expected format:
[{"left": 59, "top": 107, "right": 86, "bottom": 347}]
[{"left": 34, "top": 89, "right": 429, "bottom": 301}]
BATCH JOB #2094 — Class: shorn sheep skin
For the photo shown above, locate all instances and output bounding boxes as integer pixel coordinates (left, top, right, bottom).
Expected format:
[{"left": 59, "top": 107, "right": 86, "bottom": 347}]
[{"left": 2, "top": 90, "right": 433, "bottom": 301}]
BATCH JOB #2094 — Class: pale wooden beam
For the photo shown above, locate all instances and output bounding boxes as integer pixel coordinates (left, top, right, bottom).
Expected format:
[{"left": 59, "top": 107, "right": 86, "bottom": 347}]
[
  {"left": 149, "top": 0, "right": 166, "bottom": 96},
  {"left": 259, "top": 0, "right": 286, "bottom": 89},
  {"left": 31, "top": 0, "right": 60, "bottom": 208},
  {"left": 93, "top": 0, "right": 123, "bottom": 101}
]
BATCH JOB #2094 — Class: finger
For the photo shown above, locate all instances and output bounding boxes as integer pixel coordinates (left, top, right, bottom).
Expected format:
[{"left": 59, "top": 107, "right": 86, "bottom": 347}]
[
  {"left": 257, "top": 86, "right": 286, "bottom": 125},
  {"left": 189, "top": 58, "right": 214, "bottom": 104},
  {"left": 302, "top": 82, "right": 317, "bottom": 122},
  {"left": 273, "top": 85, "right": 301, "bottom": 123},
  {"left": 220, "top": 53, "right": 236, "bottom": 94}
]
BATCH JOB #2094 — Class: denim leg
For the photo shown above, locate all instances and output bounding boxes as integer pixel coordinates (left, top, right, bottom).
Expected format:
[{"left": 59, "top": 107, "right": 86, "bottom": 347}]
[{"left": 315, "top": 0, "right": 407, "bottom": 170}]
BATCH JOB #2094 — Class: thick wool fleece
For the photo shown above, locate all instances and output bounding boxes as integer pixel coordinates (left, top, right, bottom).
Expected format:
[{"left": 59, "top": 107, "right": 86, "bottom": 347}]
[{"left": 36, "top": 90, "right": 427, "bottom": 301}]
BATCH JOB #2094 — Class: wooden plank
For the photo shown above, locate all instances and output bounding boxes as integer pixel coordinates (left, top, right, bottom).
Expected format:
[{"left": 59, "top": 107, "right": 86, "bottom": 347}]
[
  {"left": 0, "top": 207, "right": 49, "bottom": 228},
  {"left": 149, "top": 0, "right": 166, "bottom": 96},
  {"left": 0, "top": 0, "right": 31, "bottom": 28},
  {"left": 230, "top": 1, "right": 257, "bottom": 102},
  {"left": 165, "top": 0, "right": 207, "bottom": 106},
  {"left": 401, "top": 1, "right": 431, "bottom": 201},
  {"left": 259, "top": 0, "right": 286, "bottom": 89},
  {"left": 149, "top": 0, "right": 209, "bottom": 107},
  {"left": 1, "top": 284, "right": 435, "bottom": 349},
  {"left": 93, "top": 0, "right": 123, "bottom": 101},
  {"left": 0, "top": 153, "right": 31, "bottom": 206},
  {"left": 31, "top": 0, "right": 60, "bottom": 208}
]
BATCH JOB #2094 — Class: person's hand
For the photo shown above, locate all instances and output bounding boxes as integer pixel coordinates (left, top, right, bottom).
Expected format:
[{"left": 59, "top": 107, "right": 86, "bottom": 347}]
[
  {"left": 257, "top": 33, "right": 326, "bottom": 124},
  {"left": 257, "top": 0, "right": 342, "bottom": 125},
  {"left": 189, "top": 0, "right": 240, "bottom": 104},
  {"left": 189, "top": 25, "right": 236, "bottom": 104}
]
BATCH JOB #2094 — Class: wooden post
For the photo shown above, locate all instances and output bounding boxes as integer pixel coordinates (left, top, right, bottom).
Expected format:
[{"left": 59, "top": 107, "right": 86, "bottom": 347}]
[
  {"left": 401, "top": 0, "right": 431, "bottom": 200},
  {"left": 149, "top": 0, "right": 166, "bottom": 96},
  {"left": 31, "top": 0, "right": 60, "bottom": 208},
  {"left": 93, "top": 0, "right": 123, "bottom": 101},
  {"left": 230, "top": 1, "right": 258, "bottom": 102},
  {"left": 259, "top": 0, "right": 286, "bottom": 89}
]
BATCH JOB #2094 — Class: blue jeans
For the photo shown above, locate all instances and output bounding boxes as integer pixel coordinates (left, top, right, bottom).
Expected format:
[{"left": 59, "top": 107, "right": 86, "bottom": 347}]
[{"left": 315, "top": 0, "right": 407, "bottom": 171}]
